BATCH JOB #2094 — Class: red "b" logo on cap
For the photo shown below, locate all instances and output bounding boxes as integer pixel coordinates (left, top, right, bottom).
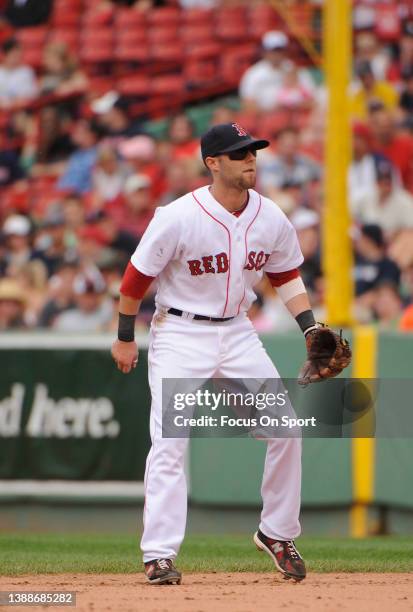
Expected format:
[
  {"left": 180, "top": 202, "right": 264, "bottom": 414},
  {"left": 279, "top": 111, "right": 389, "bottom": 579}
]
[{"left": 232, "top": 123, "right": 248, "bottom": 137}]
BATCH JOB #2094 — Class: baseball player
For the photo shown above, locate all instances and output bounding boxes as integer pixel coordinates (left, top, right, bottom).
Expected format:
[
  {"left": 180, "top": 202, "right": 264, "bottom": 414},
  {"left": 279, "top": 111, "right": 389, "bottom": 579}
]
[{"left": 111, "top": 123, "right": 350, "bottom": 585}]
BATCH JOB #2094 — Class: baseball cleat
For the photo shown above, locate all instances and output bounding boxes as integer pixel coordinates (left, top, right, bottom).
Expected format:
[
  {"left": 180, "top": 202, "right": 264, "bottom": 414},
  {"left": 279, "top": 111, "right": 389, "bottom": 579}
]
[
  {"left": 144, "top": 558, "right": 182, "bottom": 585},
  {"left": 253, "top": 530, "right": 306, "bottom": 582}
]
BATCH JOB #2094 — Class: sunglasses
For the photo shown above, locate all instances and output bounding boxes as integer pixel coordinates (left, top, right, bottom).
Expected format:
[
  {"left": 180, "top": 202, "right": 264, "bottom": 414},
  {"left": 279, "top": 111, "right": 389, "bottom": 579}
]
[{"left": 224, "top": 147, "right": 257, "bottom": 161}]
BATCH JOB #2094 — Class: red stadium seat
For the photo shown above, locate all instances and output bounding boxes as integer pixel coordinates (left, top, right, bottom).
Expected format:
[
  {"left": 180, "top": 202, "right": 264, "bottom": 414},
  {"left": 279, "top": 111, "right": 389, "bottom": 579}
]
[
  {"left": 21, "top": 47, "right": 43, "bottom": 70},
  {"left": 182, "top": 8, "right": 214, "bottom": 26},
  {"left": 80, "top": 27, "right": 114, "bottom": 63},
  {"left": 148, "top": 7, "right": 181, "bottom": 27},
  {"left": 215, "top": 23, "right": 249, "bottom": 43},
  {"left": 184, "top": 59, "right": 217, "bottom": 86},
  {"left": 220, "top": 44, "right": 257, "bottom": 85},
  {"left": 187, "top": 41, "right": 221, "bottom": 61},
  {"left": 115, "top": 29, "right": 147, "bottom": 47},
  {"left": 51, "top": 9, "right": 81, "bottom": 28},
  {"left": 150, "top": 42, "right": 184, "bottom": 66},
  {"left": 114, "top": 8, "right": 147, "bottom": 31},
  {"left": 114, "top": 43, "right": 150, "bottom": 64},
  {"left": 150, "top": 74, "right": 186, "bottom": 96},
  {"left": 148, "top": 27, "right": 179, "bottom": 45},
  {"left": 16, "top": 27, "right": 48, "bottom": 48},
  {"left": 180, "top": 24, "right": 215, "bottom": 45},
  {"left": 117, "top": 75, "right": 150, "bottom": 97},
  {"left": 215, "top": 5, "right": 247, "bottom": 24}
]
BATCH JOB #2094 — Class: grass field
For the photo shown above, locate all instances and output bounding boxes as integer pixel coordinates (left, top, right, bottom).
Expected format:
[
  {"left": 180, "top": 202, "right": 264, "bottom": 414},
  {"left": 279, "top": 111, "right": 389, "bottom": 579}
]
[{"left": 1, "top": 533, "right": 413, "bottom": 575}]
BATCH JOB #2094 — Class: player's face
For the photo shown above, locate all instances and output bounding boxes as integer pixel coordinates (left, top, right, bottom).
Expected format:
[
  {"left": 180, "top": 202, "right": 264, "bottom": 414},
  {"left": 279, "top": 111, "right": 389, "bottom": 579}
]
[{"left": 212, "top": 148, "right": 257, "bottom": 190}]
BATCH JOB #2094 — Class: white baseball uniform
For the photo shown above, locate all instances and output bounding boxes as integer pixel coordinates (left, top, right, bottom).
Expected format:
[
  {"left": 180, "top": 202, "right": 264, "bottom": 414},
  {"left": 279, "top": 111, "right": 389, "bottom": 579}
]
[{"left": 130, "top": 185, "right": 304, "bottom": 562}]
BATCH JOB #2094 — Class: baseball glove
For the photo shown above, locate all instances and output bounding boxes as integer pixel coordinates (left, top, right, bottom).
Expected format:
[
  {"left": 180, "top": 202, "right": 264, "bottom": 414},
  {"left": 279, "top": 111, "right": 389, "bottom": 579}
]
[{"left": 298, "top": 325, "right": 352, "bottom": 387}]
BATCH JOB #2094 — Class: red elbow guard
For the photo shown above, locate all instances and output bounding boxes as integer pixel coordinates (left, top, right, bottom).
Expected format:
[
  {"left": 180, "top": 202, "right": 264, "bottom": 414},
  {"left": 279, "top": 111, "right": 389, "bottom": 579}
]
[{"left": 120, "top": 262, "right": 155, "bottom": 299}]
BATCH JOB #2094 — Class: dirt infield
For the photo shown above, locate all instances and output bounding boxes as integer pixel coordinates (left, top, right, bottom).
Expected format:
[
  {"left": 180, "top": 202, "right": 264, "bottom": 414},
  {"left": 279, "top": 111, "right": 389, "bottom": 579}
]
[{"left": 1, "top": 573, "right": 412, "bottom": 612}]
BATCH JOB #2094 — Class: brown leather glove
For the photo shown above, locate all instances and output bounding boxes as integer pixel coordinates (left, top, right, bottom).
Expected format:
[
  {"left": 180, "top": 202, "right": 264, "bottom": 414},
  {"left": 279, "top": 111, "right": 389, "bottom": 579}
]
[{"left": 298, "top": 325, "right": 352, "bottom": 387}]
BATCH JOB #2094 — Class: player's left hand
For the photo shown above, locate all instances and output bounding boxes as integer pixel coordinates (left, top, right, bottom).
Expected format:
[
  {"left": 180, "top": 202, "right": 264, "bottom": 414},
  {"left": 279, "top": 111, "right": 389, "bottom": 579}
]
[
  {"left": 111, "top": 339, "right": 139, "bottom": 374},
  {"left": 298, "top": 325, "right": 352, "bottom": 387}
]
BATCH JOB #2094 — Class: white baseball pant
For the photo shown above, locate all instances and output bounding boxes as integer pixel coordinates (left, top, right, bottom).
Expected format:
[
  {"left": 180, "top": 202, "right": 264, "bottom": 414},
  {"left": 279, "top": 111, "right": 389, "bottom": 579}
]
[{"left": 141, "top": 310, "right": 302, "bottom": 562}]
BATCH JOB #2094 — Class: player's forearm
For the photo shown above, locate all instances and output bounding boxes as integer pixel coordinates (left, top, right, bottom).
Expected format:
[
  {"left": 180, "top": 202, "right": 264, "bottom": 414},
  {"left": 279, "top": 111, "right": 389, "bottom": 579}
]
[
  {"left": 284, "top": 292, "right": 312, "bottom": 319},
  {"left": 119, "top": 294, "right": 142, "bottom": 316}
]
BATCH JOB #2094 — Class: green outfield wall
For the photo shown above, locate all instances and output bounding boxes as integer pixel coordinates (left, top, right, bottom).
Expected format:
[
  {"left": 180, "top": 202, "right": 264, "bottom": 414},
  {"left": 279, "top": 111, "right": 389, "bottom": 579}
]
[{"left": 0, "top": 331, "right": 411, "bottom": 516}]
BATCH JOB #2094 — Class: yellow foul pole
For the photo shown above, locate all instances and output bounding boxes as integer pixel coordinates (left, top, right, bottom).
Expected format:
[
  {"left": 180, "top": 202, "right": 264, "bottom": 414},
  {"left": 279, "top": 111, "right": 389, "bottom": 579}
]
[{"left": 323, "top": 0, "right": 354, "bottom": 326}]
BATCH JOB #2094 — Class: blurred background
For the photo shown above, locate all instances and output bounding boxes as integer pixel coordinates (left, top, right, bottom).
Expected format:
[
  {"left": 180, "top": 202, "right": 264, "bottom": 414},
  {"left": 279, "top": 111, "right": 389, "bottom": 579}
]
[{"left": 0, "top": 0, "right": 412, "bottom": 538}]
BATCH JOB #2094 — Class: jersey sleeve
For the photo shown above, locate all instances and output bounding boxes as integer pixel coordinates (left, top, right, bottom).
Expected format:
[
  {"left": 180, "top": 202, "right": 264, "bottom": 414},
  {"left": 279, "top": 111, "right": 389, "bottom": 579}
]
[
  {"left": 264, "top": 210, "right": 304, "bottom": 274},
  {"left": 130, "top": 206, "right": 180, "bottom": 277}
]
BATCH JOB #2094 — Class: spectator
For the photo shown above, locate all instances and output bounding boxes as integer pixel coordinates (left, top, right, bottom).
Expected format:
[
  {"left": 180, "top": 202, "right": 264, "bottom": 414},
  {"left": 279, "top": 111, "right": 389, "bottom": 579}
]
[
  {"left": 256, "top": 127, "right": 321, "bottom": 202},
  {"left": 0, "top": 38, "right": 38, "bottom": 108},
  {"left": 106, "top": 173, "right": 155, "bottom": 238},
  {"left": 239, "top": 30, "right": 314, "bottom": 113},
  {"left": 387, "top": 20, "right": 413, "bottom": 83},
  {"left": 289, "top": 208, "right": 320, "bottom": 292},
  {"left": 90, "top": 145, "right": 132, "bottom": 207},
  {"left": 32, "top": 211, "right": 77, "bottom": 277},
  {"left": 87, "top": 210, "right": 138, "bottom": 259},
  {"left": 53, "top": 269, "right": 112, "bottom": 332},
  {"left": 37, "top": 259, "right": 78, "bottom": 327},
  {"left": 118, "top": 135, "right": 167, "bottom": 200},
  {"left": 276, "top": 61, "right": 314, "bottom": 111},
  {"left": 372, "top": 282, "right": 403, "bottom": 330},
  {"left": 40, "top": 42, "right": 88, "bottom": 96},
  {"left": 0, "top": 214, "right": 33, "bottom": 277},
  {"left": 0, "top": 133, "right": 25, "bottom": 186},
  {"left": 349, "top": 60, "right": 398, "bottom": 120},
  {"left": 167, "top": 113, "right": 199, "bottom": 161},
  {"left": 354, "top": 31, "right": 390, "bottom": 82},
  {"left": 351, "top": 159, "right": 413, "bottom": 236},
  {"left": 369, "top": 107, "right": 413, "bottom": 192},
  {"left": 354, "top": 224, "right": 400, "bottom": 299},
  {"left": 92, "top": 93, "right": 145, "bottom": 139},
  {"left": 57, "top": 120, "right": 102, "bottom": 194},
  {"left": 399, "top": 67, "right": 413, "bottom": 119},
  {"left": 0, "top": 278, "right": 26, "bottom": 329},
  {"left": 348, "top": 122, "right": 395, "bottom": 204},
  {"left": 5, "top": 0, "right": 53, "bottom": 27}
]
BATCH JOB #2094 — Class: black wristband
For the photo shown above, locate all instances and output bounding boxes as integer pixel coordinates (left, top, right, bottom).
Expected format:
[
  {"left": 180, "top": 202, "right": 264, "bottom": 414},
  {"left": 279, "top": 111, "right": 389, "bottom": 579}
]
[
  {"left": 295, "top": 309, "right": 316, "bottom": 335},
  {"left": 118, "top": 313, "right": 136, "bottom": 342}
]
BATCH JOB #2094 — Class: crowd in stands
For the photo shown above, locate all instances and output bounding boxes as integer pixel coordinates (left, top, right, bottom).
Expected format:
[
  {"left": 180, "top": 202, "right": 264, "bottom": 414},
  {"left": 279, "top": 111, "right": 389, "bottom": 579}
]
[{"left": 2, "top": 0, "right": 413, "bottom": 333}]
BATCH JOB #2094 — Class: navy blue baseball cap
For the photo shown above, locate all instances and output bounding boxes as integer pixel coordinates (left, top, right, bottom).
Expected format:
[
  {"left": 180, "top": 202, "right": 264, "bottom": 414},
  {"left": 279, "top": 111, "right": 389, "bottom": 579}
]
[{"left": 201, "top": 123, "right": 269, "bottom": 159}]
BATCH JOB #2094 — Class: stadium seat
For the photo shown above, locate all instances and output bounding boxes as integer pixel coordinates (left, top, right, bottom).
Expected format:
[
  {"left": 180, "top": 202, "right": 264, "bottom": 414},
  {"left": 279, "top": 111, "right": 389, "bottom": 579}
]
[
  {"left": 117, "top": 75, "right": 150, "bottom": 97},
  {"left": 150, "top": 74, "right": 186, "bottom": 96},
  {"left": 114, "top": 43, "right": 150, "bottom": 65},
  {"left": 184, "top": 59, "right": 217, "bottom": 87},
  {"left": 215, "top": 5, "right": 247, "bottom": 24},
  {"left": 21, "top": 47, "right": 44, "bottom": 70},
  {"left": 114, "top": 8, "right": 147, "bottom": 31},
  {"left": 16, "top": 27, "right": 48, "bottom": 48},
  {"left": 147, "top": 7, "right": 181, "bottom": 27},
  {"left": 182, "top": 8, "right": 214, "bottom": 26},
  {"left": 150, "top": 42, "right": 184, "bottom": 67},
  {"left": 215, "top": 23, "right": 249, "bottom": 43},
  {"left": 220, "top": 44, "right": 257, "bottom": 86},
  {"left": 187, "top": 41, "right": 222, "bottom": 61},
  {"left": 148, "top": 27, "right": 179, "bottom": 45},
  {"left": 180, "top": 24, "right": 215, "bottom": 45},
  {"left": 80, "top": 27, "right": 114, "bottom": 64}
]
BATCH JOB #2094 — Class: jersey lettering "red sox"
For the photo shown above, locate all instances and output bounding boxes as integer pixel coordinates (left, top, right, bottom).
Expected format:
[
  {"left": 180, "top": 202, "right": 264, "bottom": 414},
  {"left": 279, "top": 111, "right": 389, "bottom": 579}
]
[{"left": 187, "top": 251, "right": 270, "bottom": 275}]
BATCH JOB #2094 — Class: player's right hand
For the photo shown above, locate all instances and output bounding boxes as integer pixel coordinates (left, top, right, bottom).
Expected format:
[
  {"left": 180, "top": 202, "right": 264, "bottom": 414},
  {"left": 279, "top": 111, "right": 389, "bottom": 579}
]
[{"left": 111, "top": 340, "right": 139, "bottom": 374}]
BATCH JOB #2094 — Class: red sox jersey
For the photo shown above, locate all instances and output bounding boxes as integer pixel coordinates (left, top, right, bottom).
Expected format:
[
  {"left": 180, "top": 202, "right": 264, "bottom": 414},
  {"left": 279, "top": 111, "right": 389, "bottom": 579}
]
[{"left": 130, "top": 185, "right": 304, "bottom": 318}]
